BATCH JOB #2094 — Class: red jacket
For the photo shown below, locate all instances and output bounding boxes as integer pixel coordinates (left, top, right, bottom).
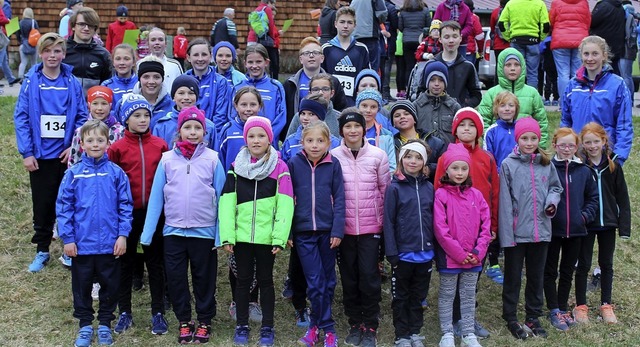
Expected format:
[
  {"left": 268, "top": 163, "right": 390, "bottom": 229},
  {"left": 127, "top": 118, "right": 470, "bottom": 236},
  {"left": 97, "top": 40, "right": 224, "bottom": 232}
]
[
  {"left": 490, "top": 7, "right": 510, "bottom": 50},
  {"left": 549, "top": 0, "right": 591, "bottom": 50},
  {"left": 466, "top": 13, "right": 484, "bottom": 55},
  {"left": 415, "top": 36, "right": 442, "bottom": 61},
  {"left": 173, "top": 34, "right": 188, "bottom": 59},
  {"left": 434, "top": 143, "right": 500, "bottom": 233},
  {"left": 107, "top": 130, "right": 168, "bottom": 209},
  {"left": 247, "top": 3, "right": 280, "bottom": 48},
  {"left": 0, "top": 10, "right": 9, "bottom": 35},
  {"left": 106, "top": 20, "right": 137, "bottom": 52}
]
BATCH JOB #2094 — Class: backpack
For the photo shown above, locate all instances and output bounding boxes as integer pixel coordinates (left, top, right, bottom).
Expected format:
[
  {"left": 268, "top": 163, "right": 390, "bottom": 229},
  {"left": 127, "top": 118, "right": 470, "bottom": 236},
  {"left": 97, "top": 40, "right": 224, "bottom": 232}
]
[
  {"left": 407, "top": 60, "right": 430, "bottom": 102},
  {"left": 248, "top": 7, "right": 270, "bottom": 39},
  {"left": 490, "top": 7, "right": 505, "bottom": 49}
]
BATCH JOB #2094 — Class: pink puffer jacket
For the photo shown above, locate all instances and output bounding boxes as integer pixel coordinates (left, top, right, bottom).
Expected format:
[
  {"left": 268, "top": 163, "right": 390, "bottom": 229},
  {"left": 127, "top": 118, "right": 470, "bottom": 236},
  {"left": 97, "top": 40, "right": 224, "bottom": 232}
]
[
  {"left": 549, "top": 0, "right": 591, "bottom": 50},
  {"left": 331, "top": 141, "right": 391, "bottom": 235}
]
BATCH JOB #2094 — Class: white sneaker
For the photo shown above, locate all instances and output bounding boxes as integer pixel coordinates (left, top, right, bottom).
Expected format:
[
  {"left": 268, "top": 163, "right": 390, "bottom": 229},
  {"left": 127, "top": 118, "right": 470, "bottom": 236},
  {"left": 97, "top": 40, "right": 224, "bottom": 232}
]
[
  {"left": 439, "top": 333, "right": 455, "bottom": 347},
  {"left": 92, "top": 283, "right": 100, "bottom": 301},
  {"left": 461, "top": 333, "right": 483, "bottom": 347},
  {"left": 248, "top": 301, "right": 263, "bottom": 323}
]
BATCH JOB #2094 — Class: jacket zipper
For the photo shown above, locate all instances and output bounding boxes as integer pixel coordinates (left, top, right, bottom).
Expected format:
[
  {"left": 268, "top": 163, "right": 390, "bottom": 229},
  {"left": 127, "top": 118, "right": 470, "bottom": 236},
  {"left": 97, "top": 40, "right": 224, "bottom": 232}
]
[
  {"left": 597, "top": 168, "right": 604, "bottom": 226},
  {"left": 251, "top": 180, "right": 258, "bottom": 243},
  {"left": 139, "top": 136, "right": 147, "bottom": 208},
  {"left": 310, "top": 163, "right": 317, "bottom": 231},
  {"left": 185, "top": 161, "right": 191, "bottom": 230},
  {"left": 354, "top": 159, "right": 360, "bottom": 234},
  {"left": 530, "top": 155, "right": 539, "bottom": 242},
  {"left": 415, "top": 179, "right": 424, "bottom": 250},
  {"left": 565, "top": 162, "right": 570, "bottom": 238}
]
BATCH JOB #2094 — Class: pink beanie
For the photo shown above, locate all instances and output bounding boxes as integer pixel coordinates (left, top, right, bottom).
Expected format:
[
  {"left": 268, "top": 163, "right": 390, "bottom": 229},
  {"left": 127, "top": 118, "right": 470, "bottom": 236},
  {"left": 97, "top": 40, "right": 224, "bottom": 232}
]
[
  {"left": 243, "top": 116, "right": 274, "bottom": 143},
  {"left": 442, "top": 143, "right": 471, "bottom": 171},
  {"left": 178, "top": 106, "right": 206, "bottom": 131},
  {"left": 514, "top": 117, "right": 541, "bottom": 141}
]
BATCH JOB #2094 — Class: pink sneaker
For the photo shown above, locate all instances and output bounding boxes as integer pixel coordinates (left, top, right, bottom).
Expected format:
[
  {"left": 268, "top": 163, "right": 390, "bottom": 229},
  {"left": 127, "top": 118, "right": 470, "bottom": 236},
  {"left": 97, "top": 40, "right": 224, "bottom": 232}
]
[
  {"left": 298, "top": 326, "right": 319, "bottom": 347},
  {"left": 324, "top": 331, "right": 338, "bottom": 347}
]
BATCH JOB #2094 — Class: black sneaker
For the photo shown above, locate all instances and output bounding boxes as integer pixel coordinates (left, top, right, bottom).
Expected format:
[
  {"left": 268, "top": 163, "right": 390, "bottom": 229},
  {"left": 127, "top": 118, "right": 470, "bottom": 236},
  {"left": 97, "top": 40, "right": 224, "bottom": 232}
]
[
  {"left": 344, "top": 325, "right": 362, "bottom": 346},
  {"left": 8, "top": 77, "right": 22, "bottom": 87},
  {"left": 361, "top": 328, "right": 377, "bottom": 347},
  {"left": 523, "top": 318, "right": 548, "bottom": 338},
  {"left": 507, "top": 321, "right": 527, "bottom": 340}
]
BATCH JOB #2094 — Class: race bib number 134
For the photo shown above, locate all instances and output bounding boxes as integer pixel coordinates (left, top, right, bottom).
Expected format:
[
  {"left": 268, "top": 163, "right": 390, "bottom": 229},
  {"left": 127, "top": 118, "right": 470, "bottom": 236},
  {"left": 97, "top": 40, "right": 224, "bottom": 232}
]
[{"left": 41, "top": 115, "right": 66, "bottom": 139}]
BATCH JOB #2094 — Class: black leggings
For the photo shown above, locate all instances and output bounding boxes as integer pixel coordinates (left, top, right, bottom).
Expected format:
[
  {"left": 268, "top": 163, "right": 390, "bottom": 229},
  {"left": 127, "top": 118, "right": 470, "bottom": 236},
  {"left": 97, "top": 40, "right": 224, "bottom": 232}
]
[{"left": 575, "top": 229, "right": 616, "bottom": 306}]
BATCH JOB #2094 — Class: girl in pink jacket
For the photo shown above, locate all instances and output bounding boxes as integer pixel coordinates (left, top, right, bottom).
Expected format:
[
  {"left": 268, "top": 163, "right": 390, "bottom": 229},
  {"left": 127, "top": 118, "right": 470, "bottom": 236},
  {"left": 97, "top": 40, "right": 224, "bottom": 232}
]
[
  {"left": 330, "top": 109, "right": 390, "bottom": 346},
  {"left": 434, "top": 143, "right": 491, "bottom": 347}
]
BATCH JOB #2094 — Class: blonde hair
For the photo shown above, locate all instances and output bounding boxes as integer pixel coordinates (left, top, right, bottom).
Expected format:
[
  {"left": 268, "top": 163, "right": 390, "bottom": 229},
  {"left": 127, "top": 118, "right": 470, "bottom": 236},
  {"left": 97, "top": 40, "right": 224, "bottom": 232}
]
[
  {"left": 302, "top": 121, "right": 331, "bottom": 142},
  {"left": 177, "top": 27, "right": 186, "bottom": 35},
  {"left": 112, "top": 43, "right": 137, "bottom": 73},
  {"left": 396, "top": 139, "right": 430, "bottom": 177},
  {"left": 493, "top": 91, "right": 520, "bottom": 118},
  {"left": 38, "top": 33, "right": 66, "bottom": 55},
  {"left": 579, "top": 35, "right": 612, "bottom": 63},
  {"left": 80, "top": 119, "right": 110, "bottom": 141},
  {"left": 23, "top": 7, "right": 34, "bottom": 19}
]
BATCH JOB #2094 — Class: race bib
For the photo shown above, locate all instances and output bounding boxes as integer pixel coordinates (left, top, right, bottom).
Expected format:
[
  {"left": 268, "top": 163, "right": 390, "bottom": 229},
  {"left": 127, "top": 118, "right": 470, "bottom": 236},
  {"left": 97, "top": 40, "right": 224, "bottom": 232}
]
[
  {"left": 40, "top": 115, "right": 66, "bottom": 138},
  {"left": 335, "top": 75, "right": 355, "bottom": 97}
]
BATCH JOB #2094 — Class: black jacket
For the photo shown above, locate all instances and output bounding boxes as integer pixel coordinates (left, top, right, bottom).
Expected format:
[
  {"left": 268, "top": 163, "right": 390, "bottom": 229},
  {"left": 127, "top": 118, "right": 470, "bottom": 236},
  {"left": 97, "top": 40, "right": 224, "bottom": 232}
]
[
  {"left": 551, "top": 158, "right": 598, "bottom": 238},
  {"left": 434, "top": 53, "right": 482, "bottom": 108},
  {"left": 393, "top": 130, "right": 445, "bottom": 182},
  {"left": 210, "top": 17, "right": 239, "bottom": 49},
  {"left": 63, "top": 37, "right": 112, "bottom": 95},
  {"left": 590, "top": 0, "right": 625, "bottom": 57},
  {"left": 319, "top": 6, "right": 338, "bottom": 45}
]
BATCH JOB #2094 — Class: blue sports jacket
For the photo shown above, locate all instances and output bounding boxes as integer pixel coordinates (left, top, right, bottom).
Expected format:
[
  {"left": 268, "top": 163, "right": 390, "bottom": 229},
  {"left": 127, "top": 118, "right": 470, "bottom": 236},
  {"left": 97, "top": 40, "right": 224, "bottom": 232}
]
[{"left": 185, "top": 66, "right": 230, "bottom": 133}]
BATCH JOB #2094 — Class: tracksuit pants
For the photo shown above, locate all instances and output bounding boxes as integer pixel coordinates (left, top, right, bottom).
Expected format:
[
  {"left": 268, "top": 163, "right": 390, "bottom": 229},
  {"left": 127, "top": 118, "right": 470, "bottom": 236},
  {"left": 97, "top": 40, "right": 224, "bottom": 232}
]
[
  {"left": 391, "top": 260, "right": 432, "bottom": 340},
  {"left": 234, "top": 242, "right": 276, "bottom": 327},
  {"left": 72, "top": 254, "right": 121, "bottom": 328},
  {"left": 29, "top": 159, "right": 66, "bottom": 252}
]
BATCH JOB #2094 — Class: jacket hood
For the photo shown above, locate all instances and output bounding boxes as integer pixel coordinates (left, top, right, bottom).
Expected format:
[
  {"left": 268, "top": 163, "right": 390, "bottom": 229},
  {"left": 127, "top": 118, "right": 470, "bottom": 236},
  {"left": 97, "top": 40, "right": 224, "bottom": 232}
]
[
  {"left": 509, "top": 147, "right": 544, "bottom": 164},
  {"left": 392, "top": 171, "right": 428, "bottom": 184},
  {"left": 497, "top": 48, "right": 526, "bottom": 91},
  {"left": 561, "top": 0, "right": 582, "bottom": 4},
  {"left": 355, "top": 68, "right": 382, "bottom": 93},
  {"left": 322, "top": 6, "right": 335, "bottom": 15}
]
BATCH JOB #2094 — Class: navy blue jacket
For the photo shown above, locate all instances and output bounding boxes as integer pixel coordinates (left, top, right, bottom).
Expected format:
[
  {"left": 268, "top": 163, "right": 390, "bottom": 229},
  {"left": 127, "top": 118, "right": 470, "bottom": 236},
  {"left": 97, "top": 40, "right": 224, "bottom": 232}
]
[
  {"left": 551, "top": 157, "right": 599, "bottom": 238},
  {"left": 393, "top": 130, "right": 445, "bottom": 182}
]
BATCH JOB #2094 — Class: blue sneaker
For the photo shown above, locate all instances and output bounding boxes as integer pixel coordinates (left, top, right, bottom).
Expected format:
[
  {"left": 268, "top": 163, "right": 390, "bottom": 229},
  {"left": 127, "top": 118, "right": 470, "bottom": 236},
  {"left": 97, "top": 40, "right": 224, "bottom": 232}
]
[
  {"left": 258, "top": 326, "right": 275, "bottom": 347},
  {"left": 59, "top": 254, "right": 72, "bottom": 268},
  {"left": 97, "top": 325, "right": 113, "bottom": 346},
  {"left": 296, "top": 308, "right": 310, "bottom": 328},
  {"left": 421, "top": 298, "right": 429, "bottom": 309},
  {"left": 151, "top": 312, "right": 168, "bottom": 335},
  {"left": 543, "top": 99, "right": 551, "bottom": 106},
  {"left": 114, "top": 312, "right": 133, "bottom": 334},
  {"left": 486, "top": 265, "right": 504, "bottom": 285},
  {"left": 233, "top": 325, "right": 250, "bottom": 346},
  {"left": 74, "top": 326, "right": 93, "bottom": 347},
  {"left": 551, "top": 100, "right": 559, "bottom": 106},
  {"left": 28, "top": 251, "right": 50, "bottom": 272},
  {"left": 549, "top": 310, "right": 569, "bottom": 331}
]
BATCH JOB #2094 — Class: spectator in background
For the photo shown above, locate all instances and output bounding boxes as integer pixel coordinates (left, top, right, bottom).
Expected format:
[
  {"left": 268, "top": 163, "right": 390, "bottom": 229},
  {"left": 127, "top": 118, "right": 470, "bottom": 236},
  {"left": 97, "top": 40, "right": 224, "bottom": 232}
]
[
  {"left": 619, "top": 1, "right": 638, "bottom": 97},
  {"left": 59, "top": 0, "right": 83, "bottom": 39},
  {"left": 433, "top": 0, "right": 474, "bottom": 56},
  {"left": 490, "top": 0, "right": 510, "bottom": 86},
  {"left": 248, "top": 0, "right": 281, "bottom": 80},
  {"left": 173, "top": 27, "right": 188, "bottom": 70},
  {"left": 397, "top": 0, "right": 432, "bottom": 99},
  {"left": 539, "top": 36, "right": 559, "bottom": 105},
  {"left": 381, "top": 0, "right": 399, "bottom": 103},
  {"left": 590, "top": 0, "right": 625, "bottom": 76},
  {"left": 0, "top": 0, "right": 19, "bottom": 86},
  {"left": 350, "top": 0, "right": 388, "bottom": 72},
  {"left": 549, "top": 0, "right": 590, "bottom": 104},
  {"left": 463, "top": 0, "right": 484, "bottom": 66},
  {"left": 16, "top": 7, "right": 38, "bottom": 80},
  {"left": 210, "top": 8, "right": 239, "bottom": 49},
  {"left": 106, "top": 5, "right": 137, "bottom": 52},
  {"left": 319, "top": 0, "right": 341, "bottom": 45},
  {"left": 143, "top": 27, "right": 183, "bottom": 91}
]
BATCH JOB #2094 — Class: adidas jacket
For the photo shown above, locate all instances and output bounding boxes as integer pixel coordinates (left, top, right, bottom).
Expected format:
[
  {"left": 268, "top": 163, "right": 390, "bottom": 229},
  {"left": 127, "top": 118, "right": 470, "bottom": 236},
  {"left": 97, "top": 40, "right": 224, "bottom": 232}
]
[{"left": 321, "top": 37, "right": 370, "bottom": 104}]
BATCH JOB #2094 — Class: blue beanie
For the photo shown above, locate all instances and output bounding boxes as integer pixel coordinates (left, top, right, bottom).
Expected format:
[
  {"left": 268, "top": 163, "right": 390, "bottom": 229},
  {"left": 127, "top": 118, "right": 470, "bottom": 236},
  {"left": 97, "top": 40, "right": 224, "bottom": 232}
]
[
  {"left": 212, "top": 41, "right": 237, "bottom": 63},
  {"left": 423, "top": 60, "right": 449, "bottom": 89},
  {"left": 171, "top": 75, "right": 200, "bottom": 100},
  {"left": 356, "top": 88, "right": 383, "bottom": 108},
  {"left": 299, "top": 98, "right": 327, "bottom": 121},
  {"left": 116, "top": 5, "right": 129, "bottom": 17},
  {"left": 120, "top": 93, "right": 152, "bottom": 125}
]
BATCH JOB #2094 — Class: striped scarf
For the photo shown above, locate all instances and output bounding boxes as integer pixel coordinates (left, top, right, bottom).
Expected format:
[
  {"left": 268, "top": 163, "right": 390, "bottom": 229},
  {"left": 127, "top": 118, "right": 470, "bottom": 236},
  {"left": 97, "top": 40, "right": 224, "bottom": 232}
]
[{"left": 445, "top": 0, "right": 461, "bottom": 21}]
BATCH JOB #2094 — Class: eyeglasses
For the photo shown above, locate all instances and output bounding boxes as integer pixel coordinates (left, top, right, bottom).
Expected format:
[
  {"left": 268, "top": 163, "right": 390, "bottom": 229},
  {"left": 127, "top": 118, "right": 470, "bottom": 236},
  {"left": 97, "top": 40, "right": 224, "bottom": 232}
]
[
  {"left": 555, "top": 144, "right": 577, "bottom": 150},
  {"left": 300, "top": 50, "right": 322, "bottom": 57},
  {"left": 75, "top": 22, "right": 96, "bottom": 30},
  {"left": 310, "top": 87, "right": 332, "bottom": 92}
]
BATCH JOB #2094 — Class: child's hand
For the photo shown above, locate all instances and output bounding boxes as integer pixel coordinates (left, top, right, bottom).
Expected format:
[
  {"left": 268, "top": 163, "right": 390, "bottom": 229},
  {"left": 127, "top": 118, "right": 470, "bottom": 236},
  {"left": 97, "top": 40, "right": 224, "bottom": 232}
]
[
  {"left": 490, "top": 231, "right": 497, "bottom": 241},
  {"left": 287, "top": 240, "right": 294, "bottom": 248},
  {"left": 545, "top": 205, "right": 556, "bottom": 216},
  {"left": 272, "top": 246, "right": 282, "bottom": 255},
  {"left": 469, "top": 253, "right": 480, "bottom": 265},
  {"left": 224, "top": 244, "right": 234, "bottom": 253},
  {"left": 329, "top": 237, "right": 342, "bottom": 249},
  {"left": 64, "top": 243, "right": 77, "bottom": 257},
  {"left": 113, "top": 236, "right": 127, "bottom": 256}
]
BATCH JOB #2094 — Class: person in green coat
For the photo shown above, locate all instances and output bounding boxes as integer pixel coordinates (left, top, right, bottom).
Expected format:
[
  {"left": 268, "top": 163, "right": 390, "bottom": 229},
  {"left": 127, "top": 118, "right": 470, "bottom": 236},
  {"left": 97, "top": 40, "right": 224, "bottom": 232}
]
[{"left": 477, "top": 48, "right": 549, "bottom": 148}]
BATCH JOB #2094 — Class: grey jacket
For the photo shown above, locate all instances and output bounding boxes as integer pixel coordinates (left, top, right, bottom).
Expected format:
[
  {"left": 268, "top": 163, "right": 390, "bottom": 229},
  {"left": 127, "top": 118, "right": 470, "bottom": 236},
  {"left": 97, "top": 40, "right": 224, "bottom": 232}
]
[
  {"left": 498, "top": 149, "right": 563, "bottom": 248},
  {"left": 399, "top": 8, "right": 432, "bottom": 43},
  {"left": 413, "top": 92, "right": 460, "bottom": 146},
  {"left": 286, "top": 101, "right": 341, "bottom": 139},
  {"left": 351, "top": 0, "right": 388, "bottom": 39}
]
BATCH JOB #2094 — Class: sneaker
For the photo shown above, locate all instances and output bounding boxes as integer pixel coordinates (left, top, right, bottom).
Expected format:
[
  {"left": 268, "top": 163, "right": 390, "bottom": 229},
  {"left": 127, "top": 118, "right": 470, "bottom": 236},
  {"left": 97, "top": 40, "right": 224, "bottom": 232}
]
[
  {"left": 178, "top": 321, "right": 195, "bottom": 344},
  {"left": 344, "top": 325, "right": 362, "bottom": 346},
  {"left": 543, "top": 99, "right": 551, "bottom": 106},
  {"left": 421, "top": 298, "right": 429, "bottom": 309},
  {"left": 296, "top": 308, "right": 310, "bottom": 328},
  {"left": 600, "top": 304, "right": 618, "bottom": 324},
  {"left": 97, "top": 325, "right": 113, "bottom": 346},
  {"left": 396, "top": 91, "right": 407, "bottom": 100},
  {"left": 114, "top": 312, "right": 133, "bottom": 334},
  {"left": 233, "top": 325, "right": 250, "bottom": 346},
  {"left": 324, "top": 331, "right": 338, "bottom": 347},
  {"left": 74, "top": 326, "right": 93, "bottom": 347},
  {"left": 551, "top": 100, "right": 559, "bottom": 106},
  {"left": 523, "top": 318, "right": 547, "bottom": 338},
  {"left": 395, "top": 338, "right": 412, "bottom": 347},
  {"left": 193, "top": 322, "right": 211, "bottom": 344},
  {"left": 28, "top": 251, "right": 50, "bottom": 272},
  {"left": 587, "top": 273, "right": 601, "bottom": 292},
  {"left": 9, "top": 77, "right": 22, "bottom": 87},
  {"left": 506, "top": 321, "right": 527, "bottom": 340},
  {"left": 298, "top": 326, "right": 319, "bottom": 346},
  {"left": 573, "top": 304, "right": 590, "bottom": 324},
  {"left": 474, "top": 320, "right": 490, "bottom": 339},
  {"left": 59, "top": 254, "right": 72, "bottom": 268},
  {"left": 438, "top": 332, "right": 455, "bottom": 347},
  {"left": 485, "top": 265, "right": 504, "bottom": 285},
  {"left": 548, "top": 310, "right": 569, "bottom": 331},
  {"left": 132, "top": 276, "right": 144, "bottom": 291},
  {"left": 249, "top": 302, "right": 263, "bottom": 323},
  {"left": 258, "top": 326, "right": 275, "bottom": 347},
  {"left": 282, "top": 276, "right": 293, "bottom": 299},
  {"left": 361, "top": 328, "right": 377, "bottom": 347},
  {"left": 151, "top": 313, "right": 168, "bottom": 335},
  {"left": 410, "top": 334, "right": 425, "bottom": 347},
  {"left": 461, "top": 333, "right": 482, "bottom": 347},
  {"left": 229, "top": 301, "right": 237, "bottom": 320},
  {"left": 91, "top": 283, "right": 100, "bottom": 301},
  {"left": 453, "top": 321, "right": 462, "bottom": 337},
  {"left": 561, "top": 311, "right": 576, "bottom": 327}
]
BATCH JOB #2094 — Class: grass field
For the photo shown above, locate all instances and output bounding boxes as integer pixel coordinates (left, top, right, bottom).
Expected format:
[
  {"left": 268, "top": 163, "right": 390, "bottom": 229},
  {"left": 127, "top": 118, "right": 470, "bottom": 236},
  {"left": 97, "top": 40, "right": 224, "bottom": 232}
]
[{"left": 0, "top": 96, "right": 639, "bottom": 346}]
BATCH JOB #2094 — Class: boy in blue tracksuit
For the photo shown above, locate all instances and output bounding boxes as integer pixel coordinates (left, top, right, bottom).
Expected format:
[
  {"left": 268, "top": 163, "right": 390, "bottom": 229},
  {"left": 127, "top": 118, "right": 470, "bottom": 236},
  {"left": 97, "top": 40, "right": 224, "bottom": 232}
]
[
  {"left": 13, "top": 33, "right": 88, "bottom": 273},
  {"left": 56, "top": 120, "right": 133, "bottom": 347}
]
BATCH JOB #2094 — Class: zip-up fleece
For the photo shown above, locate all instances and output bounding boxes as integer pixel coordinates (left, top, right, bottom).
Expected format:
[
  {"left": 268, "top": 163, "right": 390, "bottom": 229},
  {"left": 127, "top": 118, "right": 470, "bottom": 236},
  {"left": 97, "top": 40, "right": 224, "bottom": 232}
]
[
  {"left": 585, "top": 154, "right": 631, "bottom": 237},
  {"left": 102, "top": 74, "right": 138, "bottom": 112},
  {"left": 483, "top": 118, "right": 517, "bottom": 171},
  {"left": 288, "top": 151, "right": 346, "bottom": 239},
  {"left": 383, "top": 173, "right": 435, "bottom": 257},
  {"left": 433, "top": 185, "right": 491, "bottom": 270},
  {"left": 331, "top": 140, "right": 391, "bottom": 235},
  {"left": 153, "top": 108, "right": 218, "bottom": 150},
  {"left": 499, "top": 148, "right": 563, "bottom": 247},
  {"left": 218, "top": 156, "right": 294, "bottom": 249},
  {"left": 551, "top": 157, "right": 598, "bottom": 238},
  {"left": 56, "top": 153, "right": 133, "bottom": 255},
  {"left": 108, "top": 129, "right": 168, "bottom": 209}
]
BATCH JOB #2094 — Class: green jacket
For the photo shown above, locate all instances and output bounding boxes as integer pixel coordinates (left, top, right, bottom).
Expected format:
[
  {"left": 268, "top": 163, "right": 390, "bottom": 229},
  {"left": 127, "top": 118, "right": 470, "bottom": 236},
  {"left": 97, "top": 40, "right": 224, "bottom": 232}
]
[
  {"left": 218, "top": 159, "right": 294, "bottom": 249},
  {"left": 498, "top": 0, "right": 550, "bottom": 41},
  {"left": 477, "top": 48, "right": 549, "bottom": 148}
]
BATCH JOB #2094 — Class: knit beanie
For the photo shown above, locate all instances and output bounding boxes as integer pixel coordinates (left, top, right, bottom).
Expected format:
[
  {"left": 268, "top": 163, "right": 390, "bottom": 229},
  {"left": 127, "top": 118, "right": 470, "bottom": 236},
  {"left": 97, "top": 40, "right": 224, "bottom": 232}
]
[
  {"left": 171, "top": 75, "right": 200, "bottom": 100},
  {"left": 389, "top": 100, "right": 418, "bottom": 124},
  {"left": 212, "top": 41, "right": 237, "bottom": 63},
  {"left": 452, "top": 107, "right": 484, "bottom": 140},
  {"left": 504, "top": 53, "right": 521, "bottom": 64},
  {"left": 356, "top": 88, "right": 383, "bottom": 109},
  {"left": 178, "top": 106, "right": 206, "bottom": 131},
  {"left": 120, "top": 93, "right": 152, "bottom": 125},
  {"left": 116, "top": 5, "right": 129, "bottom": 17},
  {"left": 442, "top": 143, "right": 471, "bottom": 171},
  {"left": 299, "top": 98, "right": 327, "bottom": 121},
  {"left": 67, "top": 0, "right": 82, "bottom": 8},
  {"left": 430, "top": 19, "right": 442, "bottom": 32},
  {"left": 423, "top": 60, "right": 449, "bottom": 89},
  {"left": 243, "top": 116, "right": 274, "bottom": 144},
  {"left": 87, "top": 86, "right": 114, "bottom": 105},
  {"left": 399, "top": 141, "right": 428, "bottom": 163},
  {"left": 138, "top": 60, "right": 165, "bottom": 81},
  {"left": 338, "top": 111, "right": 366, "bottom": 137},
  {"left": 514, "top": 117, "right": 541, "bottom": 141}
]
